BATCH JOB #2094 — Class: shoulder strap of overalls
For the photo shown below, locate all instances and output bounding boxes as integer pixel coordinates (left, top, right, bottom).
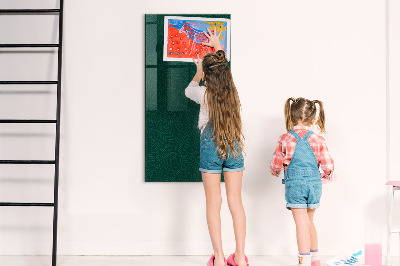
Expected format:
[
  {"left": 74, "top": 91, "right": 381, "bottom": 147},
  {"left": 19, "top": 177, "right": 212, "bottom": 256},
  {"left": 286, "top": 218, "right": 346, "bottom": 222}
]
[
  {"left": 288, "top": 130, "right": 301, "bottom": 141},
  {"left": 303, "top": 130, "right": 315, "bottom": 141},
  {"left": 289, "top": 130, "right": 315, "bottom": 141}
]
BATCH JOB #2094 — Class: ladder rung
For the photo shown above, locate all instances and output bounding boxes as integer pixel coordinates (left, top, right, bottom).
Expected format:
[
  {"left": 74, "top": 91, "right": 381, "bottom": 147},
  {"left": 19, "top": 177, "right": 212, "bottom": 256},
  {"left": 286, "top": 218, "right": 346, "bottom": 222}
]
[
  {"left": 0, "top": 81, "right": 58, "bottom": 84},
  {"left": 0, "top": 160, "right": 55, "bottom": 164},
  {"left": 391, "top": 229, "right": 400, "bottom": 233},
  {"left": 0, "top": 44, "right": 59, "bottom": 48},
  {"left": 0, "top": 9, "right": 60, "bottom": 14},
  {"left": 0, "top": 119, "right": 56, "bottom": 123},
  {"left": 0, "top": 202, "right": 54, "bottom": 207}
]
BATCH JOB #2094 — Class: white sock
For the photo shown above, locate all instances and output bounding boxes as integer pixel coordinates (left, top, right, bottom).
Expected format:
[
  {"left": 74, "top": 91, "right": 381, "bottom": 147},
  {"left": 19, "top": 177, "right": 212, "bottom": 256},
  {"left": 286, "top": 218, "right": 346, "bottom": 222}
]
[
  {"left": 311, "top": 250, "right": 319, "bottom": 262},
  {"left": 298, "top": 254, "right": 311, "bottom": 266}
]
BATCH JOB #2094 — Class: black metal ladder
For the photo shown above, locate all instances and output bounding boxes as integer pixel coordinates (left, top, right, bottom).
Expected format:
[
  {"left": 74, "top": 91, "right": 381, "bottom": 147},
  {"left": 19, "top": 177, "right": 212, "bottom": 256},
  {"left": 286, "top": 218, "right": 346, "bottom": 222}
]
[{"left": 0, "top": 2, "right": 64, "bottom": 266}]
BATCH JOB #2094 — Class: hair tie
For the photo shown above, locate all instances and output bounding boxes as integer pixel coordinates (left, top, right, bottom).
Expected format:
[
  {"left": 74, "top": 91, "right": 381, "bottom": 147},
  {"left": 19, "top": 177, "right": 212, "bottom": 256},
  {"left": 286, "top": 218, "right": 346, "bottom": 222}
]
[{"left": 208, "top": 62, "right": 228, "bottom": 68}]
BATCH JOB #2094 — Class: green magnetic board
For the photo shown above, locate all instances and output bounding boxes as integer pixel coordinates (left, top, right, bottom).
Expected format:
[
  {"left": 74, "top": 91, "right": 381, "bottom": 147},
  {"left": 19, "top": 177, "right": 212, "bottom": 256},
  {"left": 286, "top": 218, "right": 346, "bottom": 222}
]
[{"left": 145, "top": 14, "right": 231, "bottom": 182}]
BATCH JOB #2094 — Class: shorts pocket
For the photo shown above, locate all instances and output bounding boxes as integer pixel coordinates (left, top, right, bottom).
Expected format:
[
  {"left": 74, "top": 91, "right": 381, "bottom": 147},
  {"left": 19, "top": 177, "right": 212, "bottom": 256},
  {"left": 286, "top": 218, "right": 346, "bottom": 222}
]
[
  {"left": 312, "top": 182, "right": 322, "bottom": 202},
  {"left": 200, "top": 139, "right": 220, "bottom": 169},
  {"left": 285, "top": 181, "right": 303, "bottom": 203}
]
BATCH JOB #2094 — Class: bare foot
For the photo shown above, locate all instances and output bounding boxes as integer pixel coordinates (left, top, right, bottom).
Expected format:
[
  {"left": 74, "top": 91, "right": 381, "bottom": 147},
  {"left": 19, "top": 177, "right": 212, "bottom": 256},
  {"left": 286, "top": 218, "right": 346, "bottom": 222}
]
[
  {"left": 214, "top": 259, "right": 225, "bottom": 266},
  {"left": 234, "top": 254, "right": 247, "bottom": 266},
  {"left": 214, "top": 254, "right": 225, "bottom": 266}
]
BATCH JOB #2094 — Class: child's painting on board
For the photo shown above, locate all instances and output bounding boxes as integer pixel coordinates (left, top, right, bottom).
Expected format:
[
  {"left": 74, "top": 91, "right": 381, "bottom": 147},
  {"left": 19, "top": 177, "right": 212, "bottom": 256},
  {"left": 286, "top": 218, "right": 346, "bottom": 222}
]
[{"left": 163, "top": 16, "right": 230, "bottom": 62}]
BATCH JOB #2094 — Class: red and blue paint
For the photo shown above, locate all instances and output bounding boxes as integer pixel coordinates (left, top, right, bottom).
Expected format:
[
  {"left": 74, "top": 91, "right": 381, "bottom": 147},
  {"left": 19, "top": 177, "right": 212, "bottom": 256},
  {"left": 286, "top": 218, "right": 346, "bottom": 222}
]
[{"left": 166, "top": 19, "right": 227, "bottom": 60}]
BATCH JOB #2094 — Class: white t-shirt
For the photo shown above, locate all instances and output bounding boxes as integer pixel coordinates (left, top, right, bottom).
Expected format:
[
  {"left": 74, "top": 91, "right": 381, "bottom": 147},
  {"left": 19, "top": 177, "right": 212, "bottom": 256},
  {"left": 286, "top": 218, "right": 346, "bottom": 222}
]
[{"left": 185, "top": 81, "right": 209, "bottom": 132}]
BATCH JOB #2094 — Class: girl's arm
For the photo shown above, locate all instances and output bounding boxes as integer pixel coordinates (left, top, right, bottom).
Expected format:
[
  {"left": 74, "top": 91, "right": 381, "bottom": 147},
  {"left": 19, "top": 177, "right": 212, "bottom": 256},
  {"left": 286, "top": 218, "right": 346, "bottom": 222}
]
[
  {"left": 270, "top": 136, "right": 286, "bottom": 176},
  {"left": 319, "top": 138, "right": 335, "bottom": 179},
  {"left": 192, "top": 54, "right": 202, "bottom": 83},
  {"left": 185, "top": 55, "right": 206, "bottom": 104},
  {"left": 202, "top": 28, "right": 223, "bottom": 51}
]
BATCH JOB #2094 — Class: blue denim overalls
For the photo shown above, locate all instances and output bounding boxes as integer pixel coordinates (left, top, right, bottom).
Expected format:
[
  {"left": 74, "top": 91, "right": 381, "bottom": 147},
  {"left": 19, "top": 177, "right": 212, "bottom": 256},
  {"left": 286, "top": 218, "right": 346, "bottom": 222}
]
[{"left": 283, "top": 130, "right": 322, "bottom": 210}]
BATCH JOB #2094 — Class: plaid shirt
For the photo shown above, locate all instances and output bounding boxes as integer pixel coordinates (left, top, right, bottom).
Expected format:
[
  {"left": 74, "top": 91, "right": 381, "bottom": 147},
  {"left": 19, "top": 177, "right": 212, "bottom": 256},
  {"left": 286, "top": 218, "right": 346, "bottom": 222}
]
[{"left": 270, "top": 126, "right": 334, "bottom": 179}]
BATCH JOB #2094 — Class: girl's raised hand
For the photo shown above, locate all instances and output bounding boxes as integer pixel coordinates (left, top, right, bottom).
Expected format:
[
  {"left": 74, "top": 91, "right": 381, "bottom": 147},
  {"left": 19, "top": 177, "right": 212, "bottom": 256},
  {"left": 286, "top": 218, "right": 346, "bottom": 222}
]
[
  {"left": 202, "top": 28, "right": 223, "bottom": 51},
  {"left": 193, "top": 54, "right": 202, "bottom": 74}
]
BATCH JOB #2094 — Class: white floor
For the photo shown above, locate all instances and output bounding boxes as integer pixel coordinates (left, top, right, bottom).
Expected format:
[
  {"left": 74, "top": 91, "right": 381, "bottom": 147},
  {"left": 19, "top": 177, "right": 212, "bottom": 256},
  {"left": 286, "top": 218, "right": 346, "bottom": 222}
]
[
  {"left": 0, "top": 256, "right": 332, "bottom": 266},
  {"left": 0, "top": 256, "right": 397, "bottom": 266}
]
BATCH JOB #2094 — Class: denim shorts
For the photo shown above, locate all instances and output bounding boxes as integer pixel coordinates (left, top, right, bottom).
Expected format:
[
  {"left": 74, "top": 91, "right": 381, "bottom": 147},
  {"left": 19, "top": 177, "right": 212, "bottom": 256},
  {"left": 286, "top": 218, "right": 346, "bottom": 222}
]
[
  {"left": 199, "top": 126, "right": 245, "bottom": 174},
  {"left": 284, "top": 177, "right": 322, "bottom": 209}
]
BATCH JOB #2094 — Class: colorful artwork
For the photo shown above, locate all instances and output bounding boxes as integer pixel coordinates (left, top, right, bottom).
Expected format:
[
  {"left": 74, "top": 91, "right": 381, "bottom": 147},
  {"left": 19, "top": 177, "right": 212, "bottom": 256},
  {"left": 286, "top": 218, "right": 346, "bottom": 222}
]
[{"left": 163, "top": 16, "right": 230, "bottom": 62}]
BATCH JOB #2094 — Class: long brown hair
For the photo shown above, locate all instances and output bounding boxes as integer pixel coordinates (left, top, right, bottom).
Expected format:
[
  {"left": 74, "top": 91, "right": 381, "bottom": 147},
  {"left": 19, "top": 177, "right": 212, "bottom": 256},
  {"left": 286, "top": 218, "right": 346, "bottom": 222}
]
[
  {"left": 202, "top": 50, "right": 244, "bottom": 158},
  {"left": 284, "top": 97, "right": 326, "bottom": 133}
]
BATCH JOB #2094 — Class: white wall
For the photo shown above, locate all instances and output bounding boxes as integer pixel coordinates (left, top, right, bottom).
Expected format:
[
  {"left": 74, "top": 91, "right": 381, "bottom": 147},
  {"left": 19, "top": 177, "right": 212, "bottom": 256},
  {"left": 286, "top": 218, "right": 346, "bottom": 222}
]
[
  {"left": 388, "top": 0, "right": 400, "bottom": 258},
  {"left": 0, "top": 0, "right": 389, "bottom": 257}
]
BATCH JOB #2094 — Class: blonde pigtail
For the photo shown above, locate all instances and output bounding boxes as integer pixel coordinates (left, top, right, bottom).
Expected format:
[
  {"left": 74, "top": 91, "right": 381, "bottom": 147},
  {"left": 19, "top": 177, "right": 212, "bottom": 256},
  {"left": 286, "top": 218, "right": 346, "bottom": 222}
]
[
  {"left": 313, "top": 100, "right": 326, "bottom": 133},
  {"left": 285, "top": 98, "right": 295, "bottom": 131}
]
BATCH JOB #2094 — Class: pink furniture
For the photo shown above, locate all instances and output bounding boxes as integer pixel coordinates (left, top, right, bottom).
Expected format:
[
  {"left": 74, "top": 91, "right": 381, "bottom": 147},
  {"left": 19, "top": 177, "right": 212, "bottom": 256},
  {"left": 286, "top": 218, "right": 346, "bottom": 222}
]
[
  {"left": 365, "top": 243, "right": 382, "bottom": 266},
  {"left": 386, "top": 181, "right": 400, "bottom": 265}
]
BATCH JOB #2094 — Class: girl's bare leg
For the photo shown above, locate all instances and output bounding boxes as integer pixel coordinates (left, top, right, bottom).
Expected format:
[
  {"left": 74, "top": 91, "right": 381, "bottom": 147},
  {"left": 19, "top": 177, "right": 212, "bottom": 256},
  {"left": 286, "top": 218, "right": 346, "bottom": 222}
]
[
  {"left": 225, "top": 171, "right": 247, "bottom": 266},
  {"left": 307, "top": 209, "right": 318, "bottom": 251},
  {"left": 202, "top": 172, "right": 225, "bottom": 266},
  {"left": 291, "top": 208, "right": 311, "bottom": 254}
]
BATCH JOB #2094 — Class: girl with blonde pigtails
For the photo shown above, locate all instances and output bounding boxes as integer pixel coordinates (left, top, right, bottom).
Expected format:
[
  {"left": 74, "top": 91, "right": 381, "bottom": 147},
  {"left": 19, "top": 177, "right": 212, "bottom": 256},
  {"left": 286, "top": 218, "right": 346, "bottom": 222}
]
[{"left": 270, "top": 98, "right": 335, "bottom": 266}]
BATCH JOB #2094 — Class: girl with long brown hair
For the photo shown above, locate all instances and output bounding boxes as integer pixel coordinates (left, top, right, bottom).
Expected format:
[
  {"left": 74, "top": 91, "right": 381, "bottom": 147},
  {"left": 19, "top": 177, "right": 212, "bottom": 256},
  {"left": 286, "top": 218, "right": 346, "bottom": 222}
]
[
  {"left": 185, "top": 29, "right": 248, "bottom": 266},
  {"left": 270, "top": 98, "right": 335, "bottom": 266}
]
